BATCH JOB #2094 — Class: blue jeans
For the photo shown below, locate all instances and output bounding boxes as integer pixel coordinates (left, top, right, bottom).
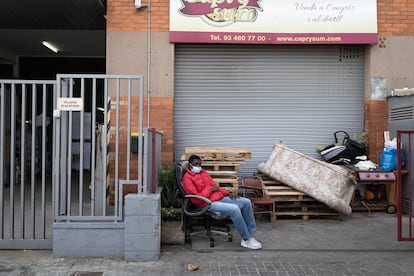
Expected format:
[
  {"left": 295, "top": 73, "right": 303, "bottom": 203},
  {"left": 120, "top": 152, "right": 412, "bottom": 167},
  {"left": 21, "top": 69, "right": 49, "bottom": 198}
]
[{"left": 209, "top": 196, "right": 256, "bottom": 240}]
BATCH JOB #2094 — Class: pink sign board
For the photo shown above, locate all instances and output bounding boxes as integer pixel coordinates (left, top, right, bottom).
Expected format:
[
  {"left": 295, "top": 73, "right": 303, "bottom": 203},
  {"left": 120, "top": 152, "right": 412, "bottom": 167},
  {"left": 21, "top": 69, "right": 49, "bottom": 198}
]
[{"left": 170, "top": 0, "right": 378, "bottom": 44}]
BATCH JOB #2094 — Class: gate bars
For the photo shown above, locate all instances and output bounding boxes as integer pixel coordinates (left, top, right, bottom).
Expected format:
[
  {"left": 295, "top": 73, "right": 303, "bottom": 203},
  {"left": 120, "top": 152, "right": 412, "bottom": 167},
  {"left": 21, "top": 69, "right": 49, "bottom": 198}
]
[
  {"left": 397, "top": 130, "right": 414, "bottom": 241},
  {"left": 53, "top": 74, "right": 153, "bottom": 223},
  {"left": 0, "top": 80, "right": 55, "bottom": 248}
]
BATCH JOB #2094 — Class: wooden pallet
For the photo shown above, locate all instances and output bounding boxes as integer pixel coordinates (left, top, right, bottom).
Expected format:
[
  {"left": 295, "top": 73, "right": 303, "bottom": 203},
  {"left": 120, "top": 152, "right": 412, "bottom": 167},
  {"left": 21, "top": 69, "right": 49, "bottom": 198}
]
[
  {"left": 214, "top": 177, "right": 238, "bottom": 186},
  {"left": 261, "top": 180, "right": 312, "bottom": 201},
  {"left": 181, "top": 147, "right": 251, "bottom": 161},
  {"left": 255, "top": 171, "right": 341, "bottom": 221},
  {"left": 202, "top": 162, "right": 241, "bottom": 172},
  {"left": 275, "top": 199, "right": 340, "bottom": 218},
  {"left": 208, "top": 170, "right": 238, "bottom": 176},
  {"left": 276, "top": 201, "right": 332, "bottom": 210},
  {"left": 273, "top": 212, "right": 341, "bottom": 222},
  {"left": 255, "top": 172, "right": 283, "bottom": 183},
  {"left": 213, "top": 177, "right": 239, "bottom": 195},
  {"left": 211, "top": 174, "right": 237, "bottom": 179},
  {"left": 256, "top": 171, "right": 316, "bottom": 201},
  {"left": 254, "top": 172, "right": 284, "bottom": 187}
]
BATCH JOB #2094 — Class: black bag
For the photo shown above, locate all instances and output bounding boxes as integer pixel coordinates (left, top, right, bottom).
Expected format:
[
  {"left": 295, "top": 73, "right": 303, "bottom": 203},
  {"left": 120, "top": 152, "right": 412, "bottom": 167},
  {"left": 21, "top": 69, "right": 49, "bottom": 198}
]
[{"left": 320, "top": 131, "right": 366, "bottom": 164}]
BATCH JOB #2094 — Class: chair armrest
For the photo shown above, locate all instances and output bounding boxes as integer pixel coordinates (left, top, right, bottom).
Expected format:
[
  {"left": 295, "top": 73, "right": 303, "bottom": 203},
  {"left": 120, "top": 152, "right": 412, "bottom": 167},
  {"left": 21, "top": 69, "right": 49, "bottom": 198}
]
[
  {"left": 185, "top": 194, "right": 212, "bottom": 204},
  {"left": 183, "top": 195, "right": 211, "bottom": 216},
  {"left": 239, "top": 185, "right": 263, "bottom": 197}
]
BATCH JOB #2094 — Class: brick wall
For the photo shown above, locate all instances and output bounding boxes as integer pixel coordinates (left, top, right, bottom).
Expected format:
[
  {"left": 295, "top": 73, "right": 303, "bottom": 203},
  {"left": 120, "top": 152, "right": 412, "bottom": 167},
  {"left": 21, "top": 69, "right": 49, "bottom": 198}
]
[
  {"left": 377, "top": 0, "right": 414, "bottom": 35},
  {"left": 364, "top": 100, "right": 388, "bottom": 164},
  {"left": 107, "top": 0, "right": 173, "bottom": 170},
  {"left": 107, "top": 0, "right": 169, "bottom": 32},
  {"left": 151, "top": 97, "right": 174, "bottom": 162},
  {"left": 106, "top": 96, "right": 174, "bottom": 204},
  {"left": 107, "top": 96, "right": 173, "bottom": 164}
]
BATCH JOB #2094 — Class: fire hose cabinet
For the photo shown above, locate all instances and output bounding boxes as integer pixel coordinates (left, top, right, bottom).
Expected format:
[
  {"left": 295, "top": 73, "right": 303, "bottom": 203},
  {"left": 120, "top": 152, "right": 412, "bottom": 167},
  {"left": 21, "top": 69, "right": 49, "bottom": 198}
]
[{"left": 350, "top": 170, "right": 399, "bottom": 214}]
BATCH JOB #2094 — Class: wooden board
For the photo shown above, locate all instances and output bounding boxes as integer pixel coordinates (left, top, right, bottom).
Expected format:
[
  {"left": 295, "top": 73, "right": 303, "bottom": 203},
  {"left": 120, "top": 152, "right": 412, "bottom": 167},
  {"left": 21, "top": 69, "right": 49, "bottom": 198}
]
[
  {"left": 202, "top": 162, "right": 241, "bottom": 172},
  {"left": 208, "top": 170, "right": 238, "bottom": 176},
  {"left": 214, "top": 178, "right": 238, "bottom": 186},
  {"left": 181, "top": 147, "right": 251, "bottom": 161}
]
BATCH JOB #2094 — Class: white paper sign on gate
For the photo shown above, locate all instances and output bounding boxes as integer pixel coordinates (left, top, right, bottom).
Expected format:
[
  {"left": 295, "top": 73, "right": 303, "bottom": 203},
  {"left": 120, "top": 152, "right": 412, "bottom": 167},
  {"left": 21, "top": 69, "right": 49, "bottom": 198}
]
[{"left": 57, "top": 97, "right": 84, "bottom": 111}]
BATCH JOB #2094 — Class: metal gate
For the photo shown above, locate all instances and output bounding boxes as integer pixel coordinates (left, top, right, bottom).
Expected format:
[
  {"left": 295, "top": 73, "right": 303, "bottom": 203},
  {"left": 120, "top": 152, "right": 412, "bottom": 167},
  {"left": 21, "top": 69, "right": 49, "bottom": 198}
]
[
  {"left": 1, "top": 74, "right": 155, "bottom": 249},
  {"left": 397, "top": 130, "right": 414, "bottom": 241},
  {"left": 0, "top": 79, "right": 56, "bottom": 249},
  {"left": 52, "top": 74, "right": 147, "bottom": 223}
]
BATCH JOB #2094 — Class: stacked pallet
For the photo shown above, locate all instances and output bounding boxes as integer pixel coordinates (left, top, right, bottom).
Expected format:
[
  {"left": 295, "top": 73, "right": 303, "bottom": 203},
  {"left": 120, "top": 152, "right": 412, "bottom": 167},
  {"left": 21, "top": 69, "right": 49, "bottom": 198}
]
[
  {"left": 181, "top": 147, "right": 251, "bottom": 194},
  {"left": 255, "top": 172, "right": 341, "bottom": 221}
]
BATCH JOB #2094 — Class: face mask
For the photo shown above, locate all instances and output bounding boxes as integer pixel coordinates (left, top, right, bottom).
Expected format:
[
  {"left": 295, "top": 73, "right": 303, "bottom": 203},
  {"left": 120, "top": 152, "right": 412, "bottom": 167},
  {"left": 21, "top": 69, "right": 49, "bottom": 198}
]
[{"left": 191, "top": 166, "right": 202, "bottom": 173}]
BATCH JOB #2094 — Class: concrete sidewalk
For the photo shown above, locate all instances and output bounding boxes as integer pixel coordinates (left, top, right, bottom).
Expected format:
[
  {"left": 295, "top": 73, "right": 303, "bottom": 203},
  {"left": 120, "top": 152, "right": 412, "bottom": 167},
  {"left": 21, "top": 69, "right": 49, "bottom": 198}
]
[
  {"left": 1, "top": 212, "right": 414, "bottom": 275},
  {"left": 191, "top": 212, "right": 414, "bottom": 251}
]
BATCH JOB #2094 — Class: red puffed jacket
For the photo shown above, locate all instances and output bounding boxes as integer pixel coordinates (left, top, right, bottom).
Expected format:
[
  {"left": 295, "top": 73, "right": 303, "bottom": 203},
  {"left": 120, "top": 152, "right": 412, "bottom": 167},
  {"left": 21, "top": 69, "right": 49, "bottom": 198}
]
[{"left": 182, "top": 167, "right": 229, "bottom": 208}]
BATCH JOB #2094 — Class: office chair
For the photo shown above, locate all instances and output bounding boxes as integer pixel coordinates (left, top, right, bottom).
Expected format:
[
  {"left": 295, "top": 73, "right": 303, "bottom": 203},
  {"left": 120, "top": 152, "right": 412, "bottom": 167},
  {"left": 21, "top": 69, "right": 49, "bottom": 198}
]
[{"left": 175, "top": 160, "right": 233, "bottom": 247}]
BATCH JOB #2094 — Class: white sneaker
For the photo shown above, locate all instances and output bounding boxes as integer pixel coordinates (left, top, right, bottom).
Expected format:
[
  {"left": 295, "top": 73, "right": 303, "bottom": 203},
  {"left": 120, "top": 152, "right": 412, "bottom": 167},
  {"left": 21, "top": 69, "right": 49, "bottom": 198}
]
[
  {"left": 250, "top": 237, "right": 262, "bottom": 248},
  {"left": 241, "top": 237, "right": 262, "bottom": 249}
]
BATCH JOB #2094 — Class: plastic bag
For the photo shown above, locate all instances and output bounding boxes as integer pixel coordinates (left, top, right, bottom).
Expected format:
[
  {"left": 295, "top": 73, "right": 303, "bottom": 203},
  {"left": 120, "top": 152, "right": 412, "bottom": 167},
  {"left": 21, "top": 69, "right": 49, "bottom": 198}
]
[
  {"left": 384, "top": 138, "right": 397, "bottom": 148},
  {"left": 380, "top": 147, "right": 406, "bottom": 171},
  {"left": 380, "top": 147, "right": 397, "bottom": 171}
]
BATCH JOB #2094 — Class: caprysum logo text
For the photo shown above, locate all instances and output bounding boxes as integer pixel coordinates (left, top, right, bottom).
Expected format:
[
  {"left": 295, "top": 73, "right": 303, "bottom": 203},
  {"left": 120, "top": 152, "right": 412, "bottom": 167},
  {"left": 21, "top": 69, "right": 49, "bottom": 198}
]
[{"left": 179, "top": 0, "right": 263, "bottom": 26}]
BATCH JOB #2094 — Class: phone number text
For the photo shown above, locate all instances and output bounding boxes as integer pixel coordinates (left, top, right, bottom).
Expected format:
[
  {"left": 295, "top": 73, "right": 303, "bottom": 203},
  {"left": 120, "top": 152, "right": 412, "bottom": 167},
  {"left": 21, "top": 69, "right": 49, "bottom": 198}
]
[{"left": 209, "top": 34, "right": 268, "bottom": 42}]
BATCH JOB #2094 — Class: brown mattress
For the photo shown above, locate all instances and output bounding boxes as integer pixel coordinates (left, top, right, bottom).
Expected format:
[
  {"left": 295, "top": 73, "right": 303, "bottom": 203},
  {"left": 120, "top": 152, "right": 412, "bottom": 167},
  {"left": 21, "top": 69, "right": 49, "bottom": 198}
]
[{"left": 258, "top": 141, "right": 356, "bottom": 215}]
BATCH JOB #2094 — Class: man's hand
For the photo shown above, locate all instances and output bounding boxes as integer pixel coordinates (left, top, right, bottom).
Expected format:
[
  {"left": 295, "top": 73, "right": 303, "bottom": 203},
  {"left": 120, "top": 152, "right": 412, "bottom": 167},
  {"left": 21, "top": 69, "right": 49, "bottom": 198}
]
[
  {"left": 228, "top": 191, "right": 239, "bottom": 199},
  {"left": 211, "top": 186, "right": 220, "bottom": 192}
]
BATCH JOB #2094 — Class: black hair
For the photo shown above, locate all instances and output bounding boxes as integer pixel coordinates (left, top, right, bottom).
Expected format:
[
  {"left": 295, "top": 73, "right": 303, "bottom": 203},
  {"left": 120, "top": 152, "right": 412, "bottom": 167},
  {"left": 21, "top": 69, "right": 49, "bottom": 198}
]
[{"left": 188, "top": 154, "right": 201, "bottom": 164}]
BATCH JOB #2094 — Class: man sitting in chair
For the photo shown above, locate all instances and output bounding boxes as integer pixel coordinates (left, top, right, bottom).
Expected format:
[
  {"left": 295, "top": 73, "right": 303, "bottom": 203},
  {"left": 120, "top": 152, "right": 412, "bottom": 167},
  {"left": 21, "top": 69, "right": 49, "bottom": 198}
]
[{"left": 182, "top": 154, "right": 262, "bottom": 250}]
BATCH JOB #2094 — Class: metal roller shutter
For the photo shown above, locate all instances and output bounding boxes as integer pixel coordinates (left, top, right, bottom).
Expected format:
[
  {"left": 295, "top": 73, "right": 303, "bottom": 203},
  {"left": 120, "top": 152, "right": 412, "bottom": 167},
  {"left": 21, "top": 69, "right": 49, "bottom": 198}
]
[{"left": 174, "top": 44, "right": 364, "bottom": 175}]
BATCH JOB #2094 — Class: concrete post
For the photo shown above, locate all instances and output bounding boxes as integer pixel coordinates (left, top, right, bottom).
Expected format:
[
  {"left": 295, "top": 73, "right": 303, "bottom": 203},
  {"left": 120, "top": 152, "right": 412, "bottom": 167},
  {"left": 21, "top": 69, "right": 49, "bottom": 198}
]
[{"left": 124, "top": 193, "right": 161, "bottom": 261}]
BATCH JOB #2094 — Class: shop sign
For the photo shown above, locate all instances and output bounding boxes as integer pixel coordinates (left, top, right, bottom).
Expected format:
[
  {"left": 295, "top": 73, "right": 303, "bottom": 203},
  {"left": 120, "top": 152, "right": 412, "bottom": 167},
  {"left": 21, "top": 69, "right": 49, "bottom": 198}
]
[{"left": 170, "top": 0, "right": 377, "bottom": 44}]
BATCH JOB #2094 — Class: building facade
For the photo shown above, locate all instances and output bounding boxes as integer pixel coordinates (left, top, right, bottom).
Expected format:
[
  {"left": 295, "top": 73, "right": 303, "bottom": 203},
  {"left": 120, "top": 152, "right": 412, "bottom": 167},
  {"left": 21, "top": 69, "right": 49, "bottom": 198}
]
[{"left": 106, "top": 0, "right": 414, "bottom": 172}]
